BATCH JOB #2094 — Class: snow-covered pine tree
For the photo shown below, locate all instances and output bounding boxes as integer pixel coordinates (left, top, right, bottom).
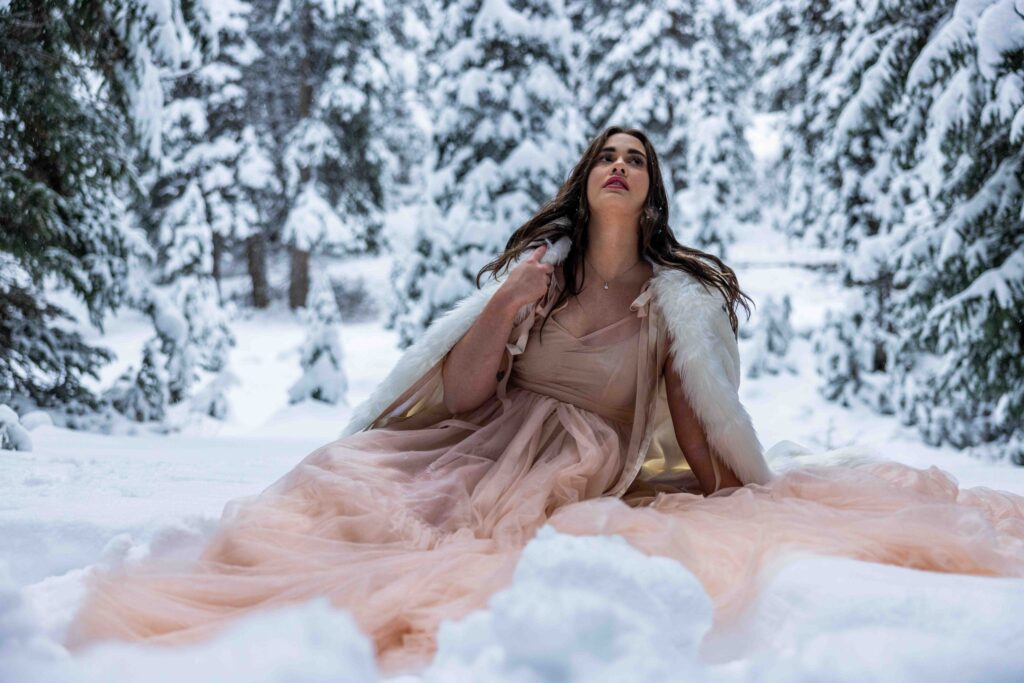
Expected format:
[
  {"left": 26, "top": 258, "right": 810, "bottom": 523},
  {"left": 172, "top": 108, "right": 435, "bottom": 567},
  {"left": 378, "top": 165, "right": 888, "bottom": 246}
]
[
  {"left": 236, "top": 124, "right": 279, "bottom": 308},
  {"left": 673, "top": 10, "right": 761, "bottom": 260},
  {"left": 377, "top": 0, "right": 434, "bottom": 209},
  {"left": 191, "top": 367, "right": 240, "bottom": 419},
  {"left": 747, "top": 293, "right": 797, "bottom": 379},
  {"left": 811, "top": 293, "right": 891, "bottom": 411},
  {"left": 886, "top": 0, "right": 1024, "bottom": 461},
  {"left": 776, "top": 0, "right": 950, "bottom": 415},
  {"left": 158, "top": 182, "right": 214, "bottom": 279},
  {"left": 748, "top": 0, "right": 851, "bottom": 244},
  {"left": 149, "top": 0, "right": 276, "bottom": 305},
  {"left": 143, "top": 289, "right": 199, "bottom": 405},
  {"left": 149, "top": 164, "right": 236, "bottom": 413},
  {"left": 0, "top": 0, "right": 211, "bottom": 408},
  {"left": 0, "top": 404, "right": 32, "bottom": 452},
  {"left": 0, "top": 257, "right": 114, "bottom": 408},
  {"left": 289, "top": 274, "right": 348, "bottom": 404},
  {"left": 390, "top": 0, "right": 583, "bottom": 347},
  {"left": 235, "top": 0, "right": 295, "bottom": 308},
  {"left": 105, "top": 339, "right": 170, "bottom": 423},
  {"left": 275, "top": 0, "right": 394, "bottom": 309},
  {"left": 177, "top": 278, "right": 236, "bottom": 375},
  {"left": 758, "top": 0, "right": 1024, "bottom": 461},
  {"left": 143, "top": 15, "right": 245, "bottom": 417},
  {"left": 576, "top": 0, "right": 759, "bottom": 261},
  {"left": 141, "top": 276, "right": 236, "bottom": 414}
]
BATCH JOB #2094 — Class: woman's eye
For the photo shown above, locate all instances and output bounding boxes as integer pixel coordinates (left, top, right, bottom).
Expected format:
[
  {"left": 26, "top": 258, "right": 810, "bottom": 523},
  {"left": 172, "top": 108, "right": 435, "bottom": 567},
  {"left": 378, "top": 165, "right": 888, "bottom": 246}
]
[{"left": 599, "top": 153, "right": 643, "bottom": 166}]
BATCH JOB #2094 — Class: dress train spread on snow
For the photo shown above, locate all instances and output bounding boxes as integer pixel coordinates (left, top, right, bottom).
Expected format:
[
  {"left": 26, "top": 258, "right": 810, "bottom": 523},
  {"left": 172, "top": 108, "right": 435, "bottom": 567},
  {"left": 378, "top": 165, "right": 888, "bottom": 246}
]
[{"left": 63, "top": 277, "right": 1024, "bottom": 675}]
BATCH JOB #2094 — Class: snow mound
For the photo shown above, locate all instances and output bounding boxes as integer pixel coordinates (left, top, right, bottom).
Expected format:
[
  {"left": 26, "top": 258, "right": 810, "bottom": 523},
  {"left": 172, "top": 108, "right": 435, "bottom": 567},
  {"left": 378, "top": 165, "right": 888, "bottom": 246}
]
[
  {"left": 726, "top": 555, "right": 1024, "bottom": 682},
  {"left": 67, "top": 597, "right": 378, "bottom": 683},
  {"left": 425, "top": 525, "right": 712, "bottom": 682},
  {"left": 2, "top": 559, "right": 379, "bottom": 683}
]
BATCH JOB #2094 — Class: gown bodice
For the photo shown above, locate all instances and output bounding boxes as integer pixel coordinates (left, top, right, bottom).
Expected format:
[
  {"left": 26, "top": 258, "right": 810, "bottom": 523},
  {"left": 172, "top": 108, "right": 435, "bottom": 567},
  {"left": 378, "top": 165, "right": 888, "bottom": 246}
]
[{"left": 509, "top": 307, "right": 643, "bottom": 426}]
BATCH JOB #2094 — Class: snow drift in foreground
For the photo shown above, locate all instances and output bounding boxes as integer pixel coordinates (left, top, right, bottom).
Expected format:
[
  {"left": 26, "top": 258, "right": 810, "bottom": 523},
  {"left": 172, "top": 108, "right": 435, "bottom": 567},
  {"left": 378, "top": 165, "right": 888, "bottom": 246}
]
[{"left": 4, "top": 525, "right": 1024, "bottom": 683}]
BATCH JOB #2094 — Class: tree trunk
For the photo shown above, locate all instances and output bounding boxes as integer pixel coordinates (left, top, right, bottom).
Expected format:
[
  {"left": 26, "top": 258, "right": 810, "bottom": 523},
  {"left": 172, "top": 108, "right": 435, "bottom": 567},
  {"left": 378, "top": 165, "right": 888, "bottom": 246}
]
[
  {"left": 289, "top": 246, "right": 310, "bottom": 309},
  {"left": 288, "top": 2, "right": 315, "bottom": 310},
  {"left": 247, "top": 232, "right": 270, "bottom": 308},
  {"left": 211, "top": 230, "right": 225, "bottom": 304}
]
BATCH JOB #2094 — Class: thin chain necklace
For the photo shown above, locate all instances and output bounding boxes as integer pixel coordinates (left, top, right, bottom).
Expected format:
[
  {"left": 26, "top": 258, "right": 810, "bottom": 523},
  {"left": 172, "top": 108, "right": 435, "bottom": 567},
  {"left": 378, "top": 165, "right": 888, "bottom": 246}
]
[{"left": 584, "top": 254, "right": 644, "bottom": 290}]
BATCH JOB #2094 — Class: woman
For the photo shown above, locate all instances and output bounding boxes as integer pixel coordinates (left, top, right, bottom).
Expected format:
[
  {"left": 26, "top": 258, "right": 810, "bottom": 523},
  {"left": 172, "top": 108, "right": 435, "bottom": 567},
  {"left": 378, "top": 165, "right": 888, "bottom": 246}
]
[{"left": 64, "top": 127, "right": 1024, "bottom": 675}]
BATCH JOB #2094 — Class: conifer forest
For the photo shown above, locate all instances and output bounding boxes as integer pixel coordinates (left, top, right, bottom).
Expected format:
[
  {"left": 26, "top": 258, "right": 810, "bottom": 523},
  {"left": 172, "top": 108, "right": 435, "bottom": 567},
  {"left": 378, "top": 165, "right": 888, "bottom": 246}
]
[{"left": 3, "top": 0, "right": 1020, "bottom": 462}]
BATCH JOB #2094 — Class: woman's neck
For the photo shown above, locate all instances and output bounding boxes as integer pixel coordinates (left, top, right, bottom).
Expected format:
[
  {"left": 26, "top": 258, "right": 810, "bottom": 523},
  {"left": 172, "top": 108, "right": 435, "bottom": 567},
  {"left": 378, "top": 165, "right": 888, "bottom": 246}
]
[{"left": 585, "top": 216, "right": 642, "bottom": 279}]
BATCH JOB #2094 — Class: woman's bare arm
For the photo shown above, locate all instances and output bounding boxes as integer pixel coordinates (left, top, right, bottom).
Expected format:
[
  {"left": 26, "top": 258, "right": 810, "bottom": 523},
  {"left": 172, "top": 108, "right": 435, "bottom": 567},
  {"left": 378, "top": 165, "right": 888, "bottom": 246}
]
[
  {"left": 441, "top": 290, "right": 520, "bottom": 414},
  {"left": 441, "top": 245, "right": 553, "bottom": 414},
  {"left": 663, "top": 352, "right": 744, "bottom": 495}
]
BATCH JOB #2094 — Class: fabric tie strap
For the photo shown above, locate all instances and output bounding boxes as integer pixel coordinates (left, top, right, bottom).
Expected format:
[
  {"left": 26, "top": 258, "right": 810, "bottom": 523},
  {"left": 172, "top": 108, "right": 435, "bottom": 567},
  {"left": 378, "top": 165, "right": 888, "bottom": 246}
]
[
  {"left": 496, "top": 276, "right": 562, "bottom": 411},
  {"left": 629, "top": 286, "right": 654, "bottom": 318}
]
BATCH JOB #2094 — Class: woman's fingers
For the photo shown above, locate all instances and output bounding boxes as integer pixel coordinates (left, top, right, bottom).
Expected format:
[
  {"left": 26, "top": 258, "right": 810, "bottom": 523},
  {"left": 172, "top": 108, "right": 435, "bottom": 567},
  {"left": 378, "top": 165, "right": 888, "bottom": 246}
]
[{"left": 529, "top": 243, "right": 548, "bottom": 262}]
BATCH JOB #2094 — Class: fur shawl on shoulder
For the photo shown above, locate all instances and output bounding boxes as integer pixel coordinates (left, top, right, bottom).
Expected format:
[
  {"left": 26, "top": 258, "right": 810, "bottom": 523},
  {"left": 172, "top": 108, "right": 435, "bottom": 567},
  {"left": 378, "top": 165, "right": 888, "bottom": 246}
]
[{"left": 341, "top": 237, "right": 775, "bottom": 497}]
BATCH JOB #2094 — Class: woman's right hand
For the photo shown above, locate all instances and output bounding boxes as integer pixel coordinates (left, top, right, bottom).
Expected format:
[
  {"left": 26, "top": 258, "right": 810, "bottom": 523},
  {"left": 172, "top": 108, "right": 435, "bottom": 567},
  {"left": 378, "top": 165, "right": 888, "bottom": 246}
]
[{"left": 495, "top": 243, "right": 554, "bottom": 311}]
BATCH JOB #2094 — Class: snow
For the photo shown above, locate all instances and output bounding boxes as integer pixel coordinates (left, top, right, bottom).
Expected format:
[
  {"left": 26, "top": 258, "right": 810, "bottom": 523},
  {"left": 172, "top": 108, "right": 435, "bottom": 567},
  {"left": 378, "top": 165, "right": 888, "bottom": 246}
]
[
  {"left": 976, "top": 0, "right": 1024, "bottom": 80},
  {"left": 6, "top": 0, "right": 1024, "bottom": 667},
  {"left": 1, "top": 572, "right": 378, "bottom": 683},
  {"left": 471, "top": 0, "right": 571, "bottom": 47},
  {"left": 4, "top": 234, "right": 1024, "bottom": 681},
  {"left": 929, "top": 248, "right": 1024, "bottom": 316},
  {"left": 0, "top": 405, "right": 32, "bottom": 452},
  {"left": 282, "top": 183, "right": 357, "bottom": 250},
  {"left": 721, "top": 555, "right": 1024, "bottom": 681},
  {"left": 426, "top": 527, "right": 712, "bottom": 681}
]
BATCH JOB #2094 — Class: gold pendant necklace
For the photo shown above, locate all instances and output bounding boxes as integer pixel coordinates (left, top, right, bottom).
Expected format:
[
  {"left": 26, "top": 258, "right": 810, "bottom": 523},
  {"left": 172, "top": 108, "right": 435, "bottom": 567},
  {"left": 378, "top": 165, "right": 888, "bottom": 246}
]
[{"left": 584, "top": 255, "right": 643, "bottom": 290}]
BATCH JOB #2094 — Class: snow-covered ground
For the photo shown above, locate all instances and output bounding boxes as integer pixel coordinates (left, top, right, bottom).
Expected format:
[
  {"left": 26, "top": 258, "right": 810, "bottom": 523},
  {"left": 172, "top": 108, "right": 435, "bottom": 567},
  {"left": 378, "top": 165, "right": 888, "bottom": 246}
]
[{"left": 3, "top": 234, "right": 1024, "bottom": 683}]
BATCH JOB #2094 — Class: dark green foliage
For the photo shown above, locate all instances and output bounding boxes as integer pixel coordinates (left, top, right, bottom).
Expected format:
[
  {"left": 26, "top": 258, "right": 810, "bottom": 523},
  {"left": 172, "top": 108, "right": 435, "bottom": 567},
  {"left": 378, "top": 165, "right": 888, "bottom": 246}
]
[
  {"left": 0, "top": 0, "right": 209, "bottom": 409},
  {"left": 0, "top": 1, "right": 133, "bottom": 323},
  {"left": 0, "top": 281, "right": 113, "bottom": 407}
]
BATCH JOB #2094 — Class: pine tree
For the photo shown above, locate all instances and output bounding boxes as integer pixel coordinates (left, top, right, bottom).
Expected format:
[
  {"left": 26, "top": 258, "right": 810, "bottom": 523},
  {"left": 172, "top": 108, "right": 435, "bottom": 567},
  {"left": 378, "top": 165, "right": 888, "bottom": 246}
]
[
  {"left": 144, "top": 289, "right": 198, "bottom": 405},
  {"left": 887, "top": 0, "right": 1024, "bottom": 461},
  {"left": 747, "top": 293, "right": 797, "bottom": 379},
  {"left": 149, "top": 0, "right": 274, "bottom": 302},
  {"left": 158, "top": 182, "right": 214, "bottom": 279},
  {"left": 0, "top": 0, "right": 212, "bottom": 408},
  {"left": 378, "top": 0, "right": 434, "bottom": 209},
  {"left": 749, "top": 0, "right": 850, "bottom": 244},
  {"left": 673, "top": 16, "right": 760, "bottom": 260},
  {"left": 177, "top": 278, "right": 235, "bottom": 375},
  {"left": 0, "top": 258, "right": 114, "bottom": 407},
  {"left": 138, "top": 277, "right": 235, "bottom": 411},
  {"left": 191, "top": 367, "right": 240, "bottom": 419},
  {"left": 289, "top": 275, "right": 347, "bottom": 404},
  {"left": 0, "top": 404, "right": 32, "bottom": 452},
  {"left": 272, "top": 0, "right": 394, "bottom": 309},
  {"left": 756, "top": 0, "right": 1024, "bottom": 461},
  {"left": 390, "top": 0, "right": 583, "bottom": 347},
  {"left": 106, "top": 339, "right": 170, "bottom": 423}
]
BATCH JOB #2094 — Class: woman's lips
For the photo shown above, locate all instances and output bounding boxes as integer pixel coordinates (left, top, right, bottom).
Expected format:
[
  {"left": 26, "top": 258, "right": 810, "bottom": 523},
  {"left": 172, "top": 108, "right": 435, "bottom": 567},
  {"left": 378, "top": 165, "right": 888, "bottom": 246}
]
[{"left": 603, "top": 177, "right": 629, "bottom": 190}]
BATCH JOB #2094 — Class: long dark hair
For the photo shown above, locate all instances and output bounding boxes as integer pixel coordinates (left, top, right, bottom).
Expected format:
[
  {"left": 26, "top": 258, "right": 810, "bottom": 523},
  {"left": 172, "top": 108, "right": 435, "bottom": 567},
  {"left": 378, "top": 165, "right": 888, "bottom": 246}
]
[{"left": 477, "top": 125, "right": 754, "bottom": 338}]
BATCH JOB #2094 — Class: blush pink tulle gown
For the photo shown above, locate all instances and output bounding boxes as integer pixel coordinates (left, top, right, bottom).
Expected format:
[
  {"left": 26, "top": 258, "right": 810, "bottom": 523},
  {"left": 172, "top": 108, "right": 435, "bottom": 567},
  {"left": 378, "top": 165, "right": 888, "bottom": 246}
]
[{"left": 63, "top": 280, "right": 1024, "bottom": 675}]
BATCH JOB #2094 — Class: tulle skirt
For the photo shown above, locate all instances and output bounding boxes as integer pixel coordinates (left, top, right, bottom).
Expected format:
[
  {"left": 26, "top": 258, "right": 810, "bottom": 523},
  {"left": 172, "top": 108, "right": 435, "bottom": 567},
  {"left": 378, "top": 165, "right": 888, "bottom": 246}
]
[
  {"left": 64, "top": 389, "right": 1024, "bottom": 675},
  {"left": 64, "top": 387, "right": 628, "bottom": 674}
]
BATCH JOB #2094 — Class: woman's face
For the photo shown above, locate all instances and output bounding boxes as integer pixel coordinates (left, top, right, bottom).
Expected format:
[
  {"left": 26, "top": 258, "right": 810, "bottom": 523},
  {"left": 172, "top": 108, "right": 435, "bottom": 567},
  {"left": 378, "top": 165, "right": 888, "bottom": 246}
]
[{"left": 585, "top": 132, "right": 650, "bottom": 222}]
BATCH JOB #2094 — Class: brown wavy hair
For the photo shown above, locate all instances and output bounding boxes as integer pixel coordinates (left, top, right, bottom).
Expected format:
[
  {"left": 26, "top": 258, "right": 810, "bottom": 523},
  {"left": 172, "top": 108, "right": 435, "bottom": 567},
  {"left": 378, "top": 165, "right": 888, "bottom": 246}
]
[{"left": 477, "top": 125, "right": 754, "bottom": 339}]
